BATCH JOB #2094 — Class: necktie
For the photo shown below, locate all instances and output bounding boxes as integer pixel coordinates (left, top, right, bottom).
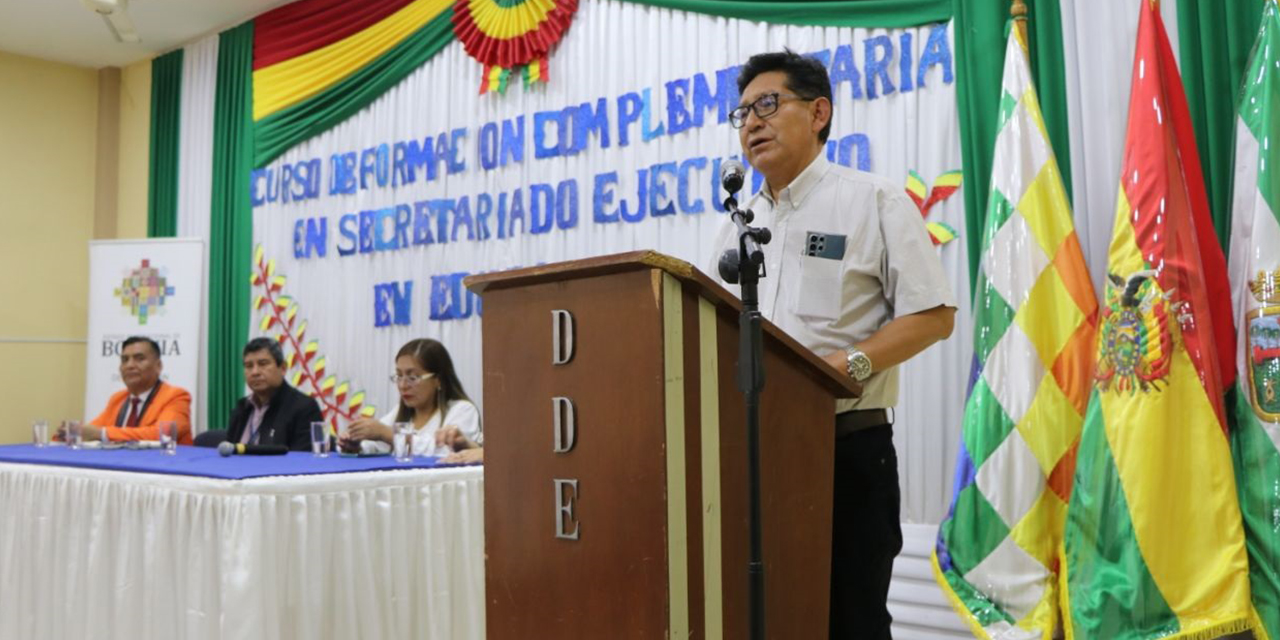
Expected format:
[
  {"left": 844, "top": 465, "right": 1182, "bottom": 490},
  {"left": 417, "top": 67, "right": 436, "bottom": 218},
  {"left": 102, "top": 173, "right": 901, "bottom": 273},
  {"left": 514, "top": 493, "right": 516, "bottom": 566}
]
[{"left": 125, "top": 397, "right": 141, "bottom": 427}]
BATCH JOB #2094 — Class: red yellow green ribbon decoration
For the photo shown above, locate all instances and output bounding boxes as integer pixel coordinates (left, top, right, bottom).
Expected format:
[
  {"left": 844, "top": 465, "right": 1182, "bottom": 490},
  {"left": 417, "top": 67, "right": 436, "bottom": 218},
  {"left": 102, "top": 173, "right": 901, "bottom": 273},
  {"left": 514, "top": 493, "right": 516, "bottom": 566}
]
[
  {"left": 905, "top": 169, "right": 962, "bottom": 246},
  {"left": 451, "top": 0, "right": 578, "bottom": 94}
]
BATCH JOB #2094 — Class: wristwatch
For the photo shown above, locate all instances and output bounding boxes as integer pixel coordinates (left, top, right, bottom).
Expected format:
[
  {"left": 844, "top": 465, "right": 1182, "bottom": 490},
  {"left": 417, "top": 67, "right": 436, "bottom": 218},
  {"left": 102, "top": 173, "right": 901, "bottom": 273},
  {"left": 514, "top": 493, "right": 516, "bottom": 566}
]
[{"left": 845, "top": 346, "right": 873, "bottom": 382}]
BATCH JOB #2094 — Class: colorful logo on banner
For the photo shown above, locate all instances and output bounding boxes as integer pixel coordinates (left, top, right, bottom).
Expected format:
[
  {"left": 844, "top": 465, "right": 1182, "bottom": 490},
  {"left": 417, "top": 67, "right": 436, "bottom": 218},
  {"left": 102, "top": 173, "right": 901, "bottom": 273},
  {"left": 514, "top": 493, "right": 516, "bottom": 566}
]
[
  {"left": 114, "top": 259, "right": 176, "bottom": 325},
  {"left": 252, "top": 245, "right": 377, "bottom": 431},
  {"left": 1247, "top": 269, "right": 1280, "bottom": 420},
  {"left": 905, "top": 169, "right": 961, "bottom": 245},
  {"left": 452, "top": 0, "right": 578, "bottom": 94},
  {"left": 1096, "top": 270, "right": 1176, "bottom": 394}
]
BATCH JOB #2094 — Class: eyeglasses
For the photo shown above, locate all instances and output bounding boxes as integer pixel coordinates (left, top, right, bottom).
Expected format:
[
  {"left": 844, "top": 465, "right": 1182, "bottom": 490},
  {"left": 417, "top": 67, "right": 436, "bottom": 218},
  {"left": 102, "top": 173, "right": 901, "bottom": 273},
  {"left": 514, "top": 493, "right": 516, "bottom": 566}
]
[
  {"left": 390, "top": 372, "right": 436, "bottom": 385},
  {"left": 729, "top": 92, "right": 815, "bottom": 129}
]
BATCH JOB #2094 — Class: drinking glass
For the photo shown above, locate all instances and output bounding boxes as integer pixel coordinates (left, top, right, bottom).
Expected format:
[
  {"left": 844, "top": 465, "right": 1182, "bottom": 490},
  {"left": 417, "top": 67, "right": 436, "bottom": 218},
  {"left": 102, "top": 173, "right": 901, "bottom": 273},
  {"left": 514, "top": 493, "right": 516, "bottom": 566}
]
[
  {"left": 157, "top": 421, "right": 177, "bottom": 455},
  {"left": 393, "top": 422, "right": 414, "bottom": 463},
  {"left": 31, "top": 419, "right": 48, "bottom": 447},
  {"left": 310, "top": 421, "right": 330, "bottom": 458},
  {"left": 65, "top": 420, "right": 83, "bottom": 450}
]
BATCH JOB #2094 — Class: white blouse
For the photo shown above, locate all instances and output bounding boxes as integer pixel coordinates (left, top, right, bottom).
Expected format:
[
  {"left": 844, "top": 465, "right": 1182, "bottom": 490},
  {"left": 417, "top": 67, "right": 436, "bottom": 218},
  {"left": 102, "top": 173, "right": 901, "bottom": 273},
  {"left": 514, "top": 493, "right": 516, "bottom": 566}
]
[{"left": 360, "top": 400, "right": 482, "bottom": 456}]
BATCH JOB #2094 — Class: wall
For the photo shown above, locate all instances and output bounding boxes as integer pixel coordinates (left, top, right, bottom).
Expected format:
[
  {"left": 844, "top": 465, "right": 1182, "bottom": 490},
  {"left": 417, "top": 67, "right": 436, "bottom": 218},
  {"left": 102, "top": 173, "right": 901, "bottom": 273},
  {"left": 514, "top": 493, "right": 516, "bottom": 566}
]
[
  {"left": 117, "top": 60, "right": 150, "bottom": 240},
  {"left": 0, "top": 51, "right": 151, "bottom": 444}
]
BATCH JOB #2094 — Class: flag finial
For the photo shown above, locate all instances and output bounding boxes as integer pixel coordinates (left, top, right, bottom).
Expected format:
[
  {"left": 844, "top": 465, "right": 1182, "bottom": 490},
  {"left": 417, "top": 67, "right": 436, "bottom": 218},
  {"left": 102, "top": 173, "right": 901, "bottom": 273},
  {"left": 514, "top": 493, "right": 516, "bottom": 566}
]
[{"left": 1011, "top": 0, "right": 1028, "bottom": 50}]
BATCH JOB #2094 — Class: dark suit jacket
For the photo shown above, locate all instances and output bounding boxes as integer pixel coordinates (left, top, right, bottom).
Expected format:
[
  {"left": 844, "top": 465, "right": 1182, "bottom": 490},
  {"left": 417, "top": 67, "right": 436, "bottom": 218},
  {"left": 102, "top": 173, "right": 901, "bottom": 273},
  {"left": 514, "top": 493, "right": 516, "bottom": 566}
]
[{"left": 225, "top": 383, "right": 322, "bottom": 452}]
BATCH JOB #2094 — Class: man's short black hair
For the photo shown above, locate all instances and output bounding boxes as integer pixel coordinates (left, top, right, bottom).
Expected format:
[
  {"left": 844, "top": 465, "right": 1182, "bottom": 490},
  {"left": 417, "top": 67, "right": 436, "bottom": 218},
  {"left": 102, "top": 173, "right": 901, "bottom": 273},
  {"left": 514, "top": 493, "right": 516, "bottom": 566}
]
[
  {"left": 737, "top": 49, "right": 834, "bottom": 143},
  {"left": 122, "top": 336, "right": 161, "bottom": 359},
  {"left": 243, "top": 337, "right": 285, "bottom": 366}
]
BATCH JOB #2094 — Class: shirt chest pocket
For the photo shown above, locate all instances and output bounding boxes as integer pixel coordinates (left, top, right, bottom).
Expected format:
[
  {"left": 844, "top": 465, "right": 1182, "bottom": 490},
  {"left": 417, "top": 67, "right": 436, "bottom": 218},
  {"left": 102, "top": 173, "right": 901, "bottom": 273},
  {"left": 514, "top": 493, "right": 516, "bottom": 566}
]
[{"left": 795, "top": 254, "right": 843, "bottom": 320}]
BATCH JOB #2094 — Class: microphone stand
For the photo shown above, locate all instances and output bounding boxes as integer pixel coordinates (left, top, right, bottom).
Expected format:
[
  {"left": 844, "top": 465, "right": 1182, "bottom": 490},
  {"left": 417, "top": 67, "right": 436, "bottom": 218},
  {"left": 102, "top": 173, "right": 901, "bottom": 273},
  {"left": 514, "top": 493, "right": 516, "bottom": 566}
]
[{"left": 717, "top": 189, "right": 771, "bottom": 640}]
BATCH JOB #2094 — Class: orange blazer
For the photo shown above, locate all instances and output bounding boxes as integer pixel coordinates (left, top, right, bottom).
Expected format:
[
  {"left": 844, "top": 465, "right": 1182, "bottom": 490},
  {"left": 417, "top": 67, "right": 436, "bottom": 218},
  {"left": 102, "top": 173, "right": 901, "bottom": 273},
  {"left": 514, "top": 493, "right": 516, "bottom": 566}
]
[{"left": 89, "top": 382, "right": 193, "bottom": 445}]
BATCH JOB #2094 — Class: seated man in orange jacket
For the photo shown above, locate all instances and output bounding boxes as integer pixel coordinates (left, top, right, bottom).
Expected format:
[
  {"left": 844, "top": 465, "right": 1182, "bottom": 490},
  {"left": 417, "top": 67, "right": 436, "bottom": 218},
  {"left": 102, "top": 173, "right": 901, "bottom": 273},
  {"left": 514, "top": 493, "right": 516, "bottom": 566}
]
[{"left": 82, "top": 336, "right": 192, "bottom": 444}]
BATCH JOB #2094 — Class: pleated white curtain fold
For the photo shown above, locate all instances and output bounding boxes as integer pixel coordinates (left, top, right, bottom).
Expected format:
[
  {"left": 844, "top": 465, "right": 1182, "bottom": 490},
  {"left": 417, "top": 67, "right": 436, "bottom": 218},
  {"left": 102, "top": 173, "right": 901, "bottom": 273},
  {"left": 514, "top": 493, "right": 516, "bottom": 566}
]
[
  {"left": 1061, "top": 0, "right": 1179, "bottom": 297},
  {"left": 176, "top": 33, "right": 219, "bottom": 430}
]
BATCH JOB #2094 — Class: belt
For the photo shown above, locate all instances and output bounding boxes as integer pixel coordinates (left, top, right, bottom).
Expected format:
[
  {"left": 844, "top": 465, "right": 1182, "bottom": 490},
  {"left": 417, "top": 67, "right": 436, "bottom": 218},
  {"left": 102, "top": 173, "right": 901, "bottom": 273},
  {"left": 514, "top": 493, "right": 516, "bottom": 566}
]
[{"left": 835, "top": 408, "right": 892, "bottom": 438}]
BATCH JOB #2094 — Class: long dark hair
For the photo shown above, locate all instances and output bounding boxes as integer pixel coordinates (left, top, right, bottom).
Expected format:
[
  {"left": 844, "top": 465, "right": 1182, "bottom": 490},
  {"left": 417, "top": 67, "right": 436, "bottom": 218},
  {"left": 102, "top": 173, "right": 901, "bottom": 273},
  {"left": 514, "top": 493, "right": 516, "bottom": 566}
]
[{"left": 394, "top": 338, "right": 470, "bottom": 423}]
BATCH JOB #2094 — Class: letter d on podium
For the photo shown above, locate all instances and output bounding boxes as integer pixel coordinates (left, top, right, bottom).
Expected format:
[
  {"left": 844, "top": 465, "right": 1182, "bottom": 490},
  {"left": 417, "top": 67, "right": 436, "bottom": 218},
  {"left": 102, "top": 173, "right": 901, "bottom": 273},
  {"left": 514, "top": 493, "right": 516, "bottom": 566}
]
[
  {"left": 551, "top": 309, "right": 575, "bottom": 365},
  {"left": 553, "top": 397, "right": 576, "bottom": 453}
]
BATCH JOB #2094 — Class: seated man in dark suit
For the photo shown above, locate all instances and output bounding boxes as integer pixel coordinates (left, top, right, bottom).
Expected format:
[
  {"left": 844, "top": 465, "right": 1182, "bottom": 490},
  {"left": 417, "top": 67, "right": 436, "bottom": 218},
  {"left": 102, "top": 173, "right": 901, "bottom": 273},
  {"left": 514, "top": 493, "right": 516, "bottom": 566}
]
[{"left": 225, "top": 337, "right": 322, "bottom": 451}]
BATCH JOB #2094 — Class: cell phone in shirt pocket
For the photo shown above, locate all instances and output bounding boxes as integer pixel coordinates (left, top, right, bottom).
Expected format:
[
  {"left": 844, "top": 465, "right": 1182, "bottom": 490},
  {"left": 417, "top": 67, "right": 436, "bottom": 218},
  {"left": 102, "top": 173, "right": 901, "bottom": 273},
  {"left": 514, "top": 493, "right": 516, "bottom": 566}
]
[
  {"left": 797, "top": 231, "right": 845, "bottom": 320},
  {"left": 803, "top": 232, "right": 847, "bottom": 260}
]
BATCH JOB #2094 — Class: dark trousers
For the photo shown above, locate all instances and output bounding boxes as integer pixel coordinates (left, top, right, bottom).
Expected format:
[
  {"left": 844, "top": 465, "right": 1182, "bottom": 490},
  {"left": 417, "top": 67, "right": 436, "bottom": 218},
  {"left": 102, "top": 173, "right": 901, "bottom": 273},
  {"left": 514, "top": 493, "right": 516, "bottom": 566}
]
[{"left": 830, "top": 423, "right": 902, "bottom": 639}]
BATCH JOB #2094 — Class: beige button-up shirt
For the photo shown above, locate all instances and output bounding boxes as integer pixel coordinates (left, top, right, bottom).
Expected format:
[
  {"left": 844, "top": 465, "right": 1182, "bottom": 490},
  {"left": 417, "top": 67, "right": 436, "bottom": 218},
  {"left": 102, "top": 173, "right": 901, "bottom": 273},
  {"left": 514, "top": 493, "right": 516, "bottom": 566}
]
[{"left": 711, "top": 154, "right": 956, "bottom": 413}]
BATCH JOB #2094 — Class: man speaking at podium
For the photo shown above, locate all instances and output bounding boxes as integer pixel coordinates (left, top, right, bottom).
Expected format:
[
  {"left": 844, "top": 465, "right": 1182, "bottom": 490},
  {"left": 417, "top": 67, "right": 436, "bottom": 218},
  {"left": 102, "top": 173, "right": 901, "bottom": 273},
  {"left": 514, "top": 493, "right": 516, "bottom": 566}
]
[{"left": 710, "top": 50, "right": 956, "bottom": 638}]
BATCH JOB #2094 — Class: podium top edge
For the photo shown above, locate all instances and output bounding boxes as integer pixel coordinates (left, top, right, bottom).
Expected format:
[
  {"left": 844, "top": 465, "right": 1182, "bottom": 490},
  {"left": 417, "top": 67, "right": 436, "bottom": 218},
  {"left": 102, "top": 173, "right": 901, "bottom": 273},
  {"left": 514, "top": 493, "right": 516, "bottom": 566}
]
[
  {"left": 463, "top": 251, "right": 694, "bottom": 293},
  {"left": 464, "top": 251, "right": 861, "bottom": 399}
]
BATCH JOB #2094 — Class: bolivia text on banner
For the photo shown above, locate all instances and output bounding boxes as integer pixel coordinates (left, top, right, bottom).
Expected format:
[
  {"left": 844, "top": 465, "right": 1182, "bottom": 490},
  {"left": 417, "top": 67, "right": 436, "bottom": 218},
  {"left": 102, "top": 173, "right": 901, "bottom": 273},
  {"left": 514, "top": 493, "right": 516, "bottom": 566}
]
[
  {"left": 1228, "top": 2, "right": 1280, "bottom": 639},
  {"left": 932, "top": 23, "right": 1096, "bottom": 640},
  {"left": 1063, "top": 2, "right": 1254, "bottom": 638}
]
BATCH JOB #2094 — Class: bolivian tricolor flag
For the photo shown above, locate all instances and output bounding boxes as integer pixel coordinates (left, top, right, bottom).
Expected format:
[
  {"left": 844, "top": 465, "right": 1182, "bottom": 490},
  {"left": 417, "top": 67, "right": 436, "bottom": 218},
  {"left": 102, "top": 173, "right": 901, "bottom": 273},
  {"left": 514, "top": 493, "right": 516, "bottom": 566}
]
[
  {"left": 1063, "top": 2, "right": 1255, "bottom": 638},
  {"left": 1228, "top": 2, "right": 1280, "bottom": 639},
  {"left": 252, "top": 0, "right": 454, "bottom": 123}
]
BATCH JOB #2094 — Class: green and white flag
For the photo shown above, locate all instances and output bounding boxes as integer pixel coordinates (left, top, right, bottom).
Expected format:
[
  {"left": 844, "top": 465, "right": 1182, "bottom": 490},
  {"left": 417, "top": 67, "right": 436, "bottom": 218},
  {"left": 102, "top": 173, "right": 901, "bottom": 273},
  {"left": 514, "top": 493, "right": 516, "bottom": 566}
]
[{"left": 1227, "top": 3, "right": 1280, "bottom": 638}]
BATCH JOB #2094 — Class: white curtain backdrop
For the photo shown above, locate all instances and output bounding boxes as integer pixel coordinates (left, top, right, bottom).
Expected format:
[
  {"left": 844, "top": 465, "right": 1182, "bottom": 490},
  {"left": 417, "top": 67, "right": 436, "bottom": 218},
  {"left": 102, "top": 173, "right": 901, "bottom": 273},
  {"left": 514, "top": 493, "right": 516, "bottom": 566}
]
[
  {"left": 1061, "top": 0, "right": 1179, "bottom": 298},
  {"left": 177, "top": 33, "right": 218, "bottom": 240},
  {"left": 161, "top": 0, "right": 1194, "bottom": 530},
  {"left": 176, "top": 33, "right": 219, "bottom": 431},
  {"left": 249, "top": 0, "right": 970, "bottom": 524}
]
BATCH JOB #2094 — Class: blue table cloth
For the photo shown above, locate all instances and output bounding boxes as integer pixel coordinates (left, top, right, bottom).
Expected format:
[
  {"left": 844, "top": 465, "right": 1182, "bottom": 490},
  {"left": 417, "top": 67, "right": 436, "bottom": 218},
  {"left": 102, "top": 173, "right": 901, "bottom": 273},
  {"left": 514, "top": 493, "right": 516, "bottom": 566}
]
[{"left": 0, "top": 443, "right": 470, "bottom": 479}]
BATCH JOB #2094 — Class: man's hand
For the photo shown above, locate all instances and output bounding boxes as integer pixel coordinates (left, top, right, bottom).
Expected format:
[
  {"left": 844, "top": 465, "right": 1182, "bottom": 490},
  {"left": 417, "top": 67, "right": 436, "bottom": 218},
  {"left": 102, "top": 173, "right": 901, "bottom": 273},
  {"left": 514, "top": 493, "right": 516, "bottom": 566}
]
[
  {"left": 821, "top": 305, "right": 957, "bottom": 380},
  {"left": 53, "top": 423, "right": 98, "bottom": 442},
  {"left": 821, "top": 351, "right": 846, "bottom": 375}
]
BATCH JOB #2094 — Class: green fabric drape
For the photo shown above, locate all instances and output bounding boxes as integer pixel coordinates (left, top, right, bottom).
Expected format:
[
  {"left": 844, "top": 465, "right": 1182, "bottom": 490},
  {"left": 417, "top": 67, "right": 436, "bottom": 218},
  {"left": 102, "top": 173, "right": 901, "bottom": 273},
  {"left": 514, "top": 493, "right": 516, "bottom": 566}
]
[
  {"left": 254, "top": 10, "right": 455, "bottom": 168},
  {"left": 147, "top": 49, "right": 183, "bottom": 238},
  {"left": 1025, "top": 0, "right": 1072, "bottom": 205},
  {"left": 1177, "top": 0, "right": 1266, "bottom": 253},
  {"left": 955, "top": 0, "right": 1073, "bottom": 298},
  {"left": 955, "top": 1, "right": 1010, "bottom": 297},
  {"left": 621, "top": 0, "right": 949, "bottom": 27},
  {"left": 209, "top": 22, "right": 255, "bottom": 431}
]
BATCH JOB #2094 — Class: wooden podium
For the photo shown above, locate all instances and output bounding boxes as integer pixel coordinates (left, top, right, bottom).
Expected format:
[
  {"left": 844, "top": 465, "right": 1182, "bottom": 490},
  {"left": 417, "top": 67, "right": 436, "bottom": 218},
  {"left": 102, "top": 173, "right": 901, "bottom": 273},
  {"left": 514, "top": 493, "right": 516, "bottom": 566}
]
[{"left": 465, "top": 251, "right": 859, "bottom": 640}]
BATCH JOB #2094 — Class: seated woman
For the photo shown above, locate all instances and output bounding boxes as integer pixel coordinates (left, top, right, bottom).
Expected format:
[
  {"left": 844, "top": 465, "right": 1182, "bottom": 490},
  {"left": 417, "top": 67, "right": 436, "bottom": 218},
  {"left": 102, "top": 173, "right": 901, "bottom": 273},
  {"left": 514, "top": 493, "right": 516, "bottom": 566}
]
[{"left": 339, "top": 338, "right": 480, "bottom": 456}]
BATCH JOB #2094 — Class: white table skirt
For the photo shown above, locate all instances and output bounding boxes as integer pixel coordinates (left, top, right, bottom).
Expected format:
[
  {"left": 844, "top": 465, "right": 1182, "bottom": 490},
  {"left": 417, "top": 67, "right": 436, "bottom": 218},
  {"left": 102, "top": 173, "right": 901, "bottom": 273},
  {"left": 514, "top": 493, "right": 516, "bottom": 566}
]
[{"left": 0, "top": 462, "right": 485, "bottom": 640}]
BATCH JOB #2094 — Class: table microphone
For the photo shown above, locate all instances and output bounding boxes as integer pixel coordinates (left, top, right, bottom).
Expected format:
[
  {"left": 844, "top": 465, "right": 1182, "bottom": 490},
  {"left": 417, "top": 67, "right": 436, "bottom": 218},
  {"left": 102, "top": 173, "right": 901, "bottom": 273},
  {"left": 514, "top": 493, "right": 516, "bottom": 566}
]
[{"left": 218, "top": 441, "right": 289, "bottom": 456}]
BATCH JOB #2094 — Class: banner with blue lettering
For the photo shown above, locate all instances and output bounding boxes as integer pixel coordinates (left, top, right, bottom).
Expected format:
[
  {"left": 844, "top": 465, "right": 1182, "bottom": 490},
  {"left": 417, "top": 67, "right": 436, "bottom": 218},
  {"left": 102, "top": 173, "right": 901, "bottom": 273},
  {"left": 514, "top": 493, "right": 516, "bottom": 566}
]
[{"left": 250, "top": 0, "right": 969, "bottom": 443}]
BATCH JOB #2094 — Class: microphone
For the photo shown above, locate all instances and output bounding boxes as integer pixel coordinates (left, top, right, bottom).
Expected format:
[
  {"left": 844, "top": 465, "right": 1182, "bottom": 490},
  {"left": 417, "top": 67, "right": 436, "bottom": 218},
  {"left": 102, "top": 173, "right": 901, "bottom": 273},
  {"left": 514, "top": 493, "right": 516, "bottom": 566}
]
[
  {"left": 720, "top": 159, "right": 746, "bottom": 195},
  {"left": 218, "top": 441, "right": 289, "bottom": 456}
]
